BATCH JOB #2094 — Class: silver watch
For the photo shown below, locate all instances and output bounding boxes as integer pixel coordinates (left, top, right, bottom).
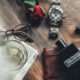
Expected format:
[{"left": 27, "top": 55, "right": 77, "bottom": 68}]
[{"left": 48, "top": 0, "right": 64, "bottom": 26}]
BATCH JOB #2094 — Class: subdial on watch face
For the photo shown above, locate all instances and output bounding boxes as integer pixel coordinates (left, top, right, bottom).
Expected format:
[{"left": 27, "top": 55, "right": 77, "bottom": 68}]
[{"left": 49, "top": 8, "right": 63, "bottom": 22}]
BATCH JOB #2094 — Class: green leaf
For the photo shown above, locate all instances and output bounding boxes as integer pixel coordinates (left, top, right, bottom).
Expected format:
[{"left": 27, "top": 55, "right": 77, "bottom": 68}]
[{"left": 24, "top": 0, "right": 39, "bottom": 11}]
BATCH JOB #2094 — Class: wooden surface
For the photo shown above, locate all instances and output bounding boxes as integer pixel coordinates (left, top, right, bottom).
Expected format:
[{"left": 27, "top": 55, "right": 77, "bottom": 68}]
[{"left": 0, "top": 0, "right": 80, "bottom": 80}]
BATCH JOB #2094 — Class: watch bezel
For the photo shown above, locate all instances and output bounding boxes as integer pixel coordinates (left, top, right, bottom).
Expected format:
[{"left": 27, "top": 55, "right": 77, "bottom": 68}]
[{"left": 48, "top": 8, "right": 63, "bottom": 22}]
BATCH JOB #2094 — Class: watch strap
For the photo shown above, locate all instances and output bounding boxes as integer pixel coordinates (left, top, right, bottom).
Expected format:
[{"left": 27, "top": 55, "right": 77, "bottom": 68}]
[
  {"left": 52, "top": 0, "right": 61, "bottom": 5},
  {"left": 49, "top": 27, "right": 59, "bottom": 34}
]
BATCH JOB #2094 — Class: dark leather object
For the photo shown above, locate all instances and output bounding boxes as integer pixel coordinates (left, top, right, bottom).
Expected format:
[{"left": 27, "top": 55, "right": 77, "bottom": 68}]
[
  {"left": 75, "top": 26, "right": 80, "bottom": 34},
  {"left": 42, "top": 48, "right": 73, "bottom": 80}
]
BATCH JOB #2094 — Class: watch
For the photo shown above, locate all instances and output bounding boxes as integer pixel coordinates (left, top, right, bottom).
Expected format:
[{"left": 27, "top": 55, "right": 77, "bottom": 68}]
[{"left": 47, "top": 0, "right": 64, "bottom": 26}]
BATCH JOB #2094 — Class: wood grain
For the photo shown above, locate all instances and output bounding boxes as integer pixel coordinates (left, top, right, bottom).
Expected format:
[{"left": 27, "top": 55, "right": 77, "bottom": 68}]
[{"left": 0, "top": 0, "right": 80, "bottom": 80}]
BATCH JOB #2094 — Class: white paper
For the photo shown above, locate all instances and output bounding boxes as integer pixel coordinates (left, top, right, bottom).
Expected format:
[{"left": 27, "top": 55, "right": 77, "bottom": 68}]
[{"left": 9, "top": 36, "right": 38, "bottom": 80}]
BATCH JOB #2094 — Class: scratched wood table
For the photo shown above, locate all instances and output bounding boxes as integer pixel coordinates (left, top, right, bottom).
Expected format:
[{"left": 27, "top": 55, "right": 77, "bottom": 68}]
[{"left": 0, "top": 0, "right": 80, "bottom": 80}]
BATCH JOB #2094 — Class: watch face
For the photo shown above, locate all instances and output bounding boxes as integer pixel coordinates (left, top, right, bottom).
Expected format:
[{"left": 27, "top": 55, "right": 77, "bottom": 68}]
[{"left": 49, "top": 8, "right": 63, "bottom": 22}]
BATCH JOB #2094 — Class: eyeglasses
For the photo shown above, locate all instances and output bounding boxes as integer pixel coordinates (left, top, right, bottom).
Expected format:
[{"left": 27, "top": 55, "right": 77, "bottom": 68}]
[{"left": 0, "top": 24, "right": 34, "bottom": 43}]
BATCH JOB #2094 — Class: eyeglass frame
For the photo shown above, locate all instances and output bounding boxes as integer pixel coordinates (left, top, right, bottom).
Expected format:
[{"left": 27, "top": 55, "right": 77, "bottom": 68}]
[{"left": 0, "top": 24, "right": 34, "bottom": 43}]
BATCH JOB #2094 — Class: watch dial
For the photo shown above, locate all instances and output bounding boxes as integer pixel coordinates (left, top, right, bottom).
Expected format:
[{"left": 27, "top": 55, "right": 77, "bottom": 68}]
[{"left": 49, "top": 8, "right": 63, "bottom": 22}]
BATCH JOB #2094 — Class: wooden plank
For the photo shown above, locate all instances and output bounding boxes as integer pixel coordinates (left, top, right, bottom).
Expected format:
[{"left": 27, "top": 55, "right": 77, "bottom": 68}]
[{"left": 0, "top": 0, "right": 21, "bottom": 28}]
